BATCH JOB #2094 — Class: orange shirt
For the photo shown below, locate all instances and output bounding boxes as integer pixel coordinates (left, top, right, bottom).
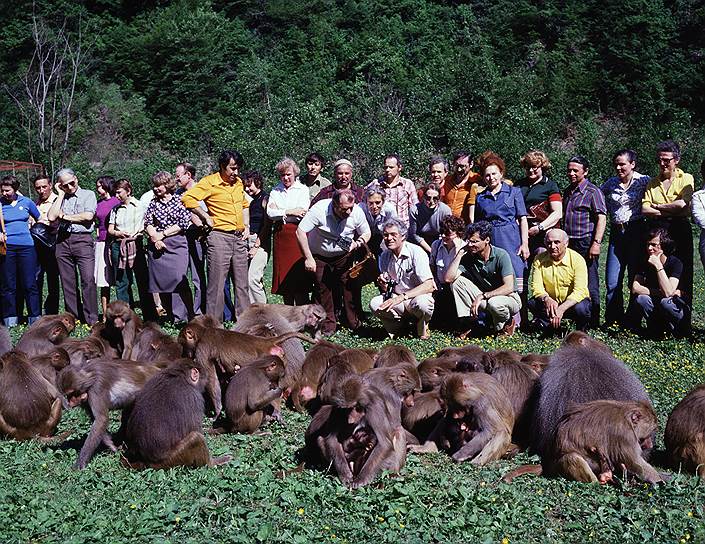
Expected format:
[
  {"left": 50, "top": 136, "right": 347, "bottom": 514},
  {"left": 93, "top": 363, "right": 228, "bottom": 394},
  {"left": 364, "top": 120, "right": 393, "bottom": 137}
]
[
  {"left": 443, "top": 171, "right": 481, "bottom": 223},
  {"left": 181, "top": 171, "right": 249, "bottom": 231}
]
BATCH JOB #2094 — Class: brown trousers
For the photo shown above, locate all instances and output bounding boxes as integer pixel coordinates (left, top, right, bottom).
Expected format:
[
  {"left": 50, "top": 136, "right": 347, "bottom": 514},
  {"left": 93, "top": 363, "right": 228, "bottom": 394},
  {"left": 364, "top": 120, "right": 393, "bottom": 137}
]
[
  {"left": 206, "top": 230, "right": 250, "bottom": 321},
  {"left": 55, "top": 233, "right": 98, "bottom": 324}
]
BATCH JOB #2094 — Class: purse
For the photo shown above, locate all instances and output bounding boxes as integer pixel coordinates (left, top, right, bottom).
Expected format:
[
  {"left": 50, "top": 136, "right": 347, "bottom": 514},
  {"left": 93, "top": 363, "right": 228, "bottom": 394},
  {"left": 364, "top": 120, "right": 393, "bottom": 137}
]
[
  {"left": 30, "top": 222, "right": 58, "bottom": 248},
  {"left": 344, "top": 241, "right": 376, "bottom": 280},
  {"left": 528, "top": 200, "right": 551, "bottom": 222}
]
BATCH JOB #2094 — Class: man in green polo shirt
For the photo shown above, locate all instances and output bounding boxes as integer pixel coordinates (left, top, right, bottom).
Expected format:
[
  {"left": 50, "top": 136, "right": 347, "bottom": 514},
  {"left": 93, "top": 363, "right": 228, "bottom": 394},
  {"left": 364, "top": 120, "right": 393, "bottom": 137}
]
[{"left": 444, "top": 220, "right": 521, "bottom": 337}]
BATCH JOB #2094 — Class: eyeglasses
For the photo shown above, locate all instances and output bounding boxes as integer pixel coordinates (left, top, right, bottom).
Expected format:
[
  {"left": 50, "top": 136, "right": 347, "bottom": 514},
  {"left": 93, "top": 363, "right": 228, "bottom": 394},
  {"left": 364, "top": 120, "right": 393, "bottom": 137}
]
[
  {"left": 425, "top": 196, "right": 439, "bottom": 202},
  {"left": 61, "top": 180, "right": 77, "bottom": 188},
  {"left": 658, "top": 157, "right": 675, "bottom": 164}
]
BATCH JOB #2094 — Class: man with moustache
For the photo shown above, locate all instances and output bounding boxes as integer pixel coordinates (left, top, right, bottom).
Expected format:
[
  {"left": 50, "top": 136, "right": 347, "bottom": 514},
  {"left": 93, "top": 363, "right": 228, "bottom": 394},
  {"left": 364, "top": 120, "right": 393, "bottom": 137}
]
[
  {"left": 368, "top": 154, "right": 418, "bottom": 227},
  {"left": 444, "top": 150, "right": 481, "bottom": 224},
  {"left": 311, "top": 159, "right": 365, "bottom": 204}
]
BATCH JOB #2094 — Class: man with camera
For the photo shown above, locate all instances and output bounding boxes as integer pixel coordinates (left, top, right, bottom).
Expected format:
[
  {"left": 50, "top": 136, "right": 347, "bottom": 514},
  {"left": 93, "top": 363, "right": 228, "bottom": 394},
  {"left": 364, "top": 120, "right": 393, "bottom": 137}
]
[
  {"left": 369, "top": 217, "right": 435, "bottom": 339},
  {"left": 296, "top": 189, "right": 370, "bottom": 335},
  {"left": 444, "top": 220, "right": 521, "bottom": 337}
]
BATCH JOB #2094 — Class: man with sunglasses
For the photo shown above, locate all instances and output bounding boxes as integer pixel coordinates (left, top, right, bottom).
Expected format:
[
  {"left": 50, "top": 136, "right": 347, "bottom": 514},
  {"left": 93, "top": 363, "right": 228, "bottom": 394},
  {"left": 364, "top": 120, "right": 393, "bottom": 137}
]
[{"left": 47, "top": 168, "right": 99, "bottom": 324}]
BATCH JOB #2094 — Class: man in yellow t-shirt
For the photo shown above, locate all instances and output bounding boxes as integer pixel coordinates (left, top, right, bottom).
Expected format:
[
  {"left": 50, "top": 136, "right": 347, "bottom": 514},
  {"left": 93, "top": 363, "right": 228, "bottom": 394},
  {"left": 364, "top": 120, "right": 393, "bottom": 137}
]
[
  {"left": 528, "top": 228, "right": 591, "bottom": 332},
  {"left": 182, "top": 150, "right": 250, "bottom": 321},
  {"left": 641, "top": 139, "right": 694, "bottom": 319}
]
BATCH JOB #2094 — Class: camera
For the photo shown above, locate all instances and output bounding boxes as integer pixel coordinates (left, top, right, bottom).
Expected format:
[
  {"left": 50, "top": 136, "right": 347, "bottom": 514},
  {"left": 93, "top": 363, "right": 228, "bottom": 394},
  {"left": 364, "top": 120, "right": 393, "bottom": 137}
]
[{"left": 383, "top": 280, "right": 399, "bottom": 301}]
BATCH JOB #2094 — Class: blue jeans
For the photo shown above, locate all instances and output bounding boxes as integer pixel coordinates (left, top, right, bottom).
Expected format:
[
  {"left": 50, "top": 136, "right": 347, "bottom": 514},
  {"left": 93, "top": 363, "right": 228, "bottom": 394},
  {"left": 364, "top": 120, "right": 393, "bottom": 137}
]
[
  {"left": 527, "top": 296, "right": 591, "bottom": 332},
  {"left": 625, "top": 294, "right": 690, "bottom": 337},
  {"left": 569, "top": 237, "right": 600, "bottom": 328},
  {"left": 604, "top": 221, "right": 641, "bottom": 325},
  {"left": 1, "top": 244, "right": 41, "bottom": 323}
]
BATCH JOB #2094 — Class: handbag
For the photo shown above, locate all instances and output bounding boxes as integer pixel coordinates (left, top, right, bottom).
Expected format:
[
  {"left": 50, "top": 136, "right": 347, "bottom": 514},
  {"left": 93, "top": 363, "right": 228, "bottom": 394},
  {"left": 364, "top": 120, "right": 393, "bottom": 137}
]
[
  {"left": 528, "top": 200, "right": 551, "bottom": 222},
  {"left": 344, "top": 241, "right": 376, "bottom": 280},
  {"left": 30, "top": 222, "right": 57, "bottom": 248}
]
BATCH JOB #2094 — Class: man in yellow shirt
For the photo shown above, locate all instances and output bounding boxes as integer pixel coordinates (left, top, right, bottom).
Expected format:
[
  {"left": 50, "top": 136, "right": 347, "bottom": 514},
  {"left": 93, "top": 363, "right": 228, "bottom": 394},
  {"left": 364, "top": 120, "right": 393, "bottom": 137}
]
[
  {"left": 642, "top": 140, "right": 694, "bottom": 320},
  {"left": 182, "top": 150, "right": 250, "bottom": 321},
  {"left": 528, "top": 228, "right": 591, "bottom": 332}
]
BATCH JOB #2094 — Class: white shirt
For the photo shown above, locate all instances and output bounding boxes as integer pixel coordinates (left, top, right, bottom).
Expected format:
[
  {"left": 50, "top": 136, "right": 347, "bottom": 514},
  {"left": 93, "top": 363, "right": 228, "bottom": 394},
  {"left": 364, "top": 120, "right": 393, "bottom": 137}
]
[
  {"left": 298, "top": 199, "right": 370, "bottom": 257},
  {"left": 267, "top": 180, "right": 310, "bottom": 222},
  {"left": 430, "top": 238, "right": 464, "bottom": 285},
  {"left": 692, "top": 188, "right": 705, "bottom": 229},
  {"left": 109, "top": 197, "right": 145, "bottom": 236},
  {"left": 378, "top": 241, "right": 433, "bottom": 293}
]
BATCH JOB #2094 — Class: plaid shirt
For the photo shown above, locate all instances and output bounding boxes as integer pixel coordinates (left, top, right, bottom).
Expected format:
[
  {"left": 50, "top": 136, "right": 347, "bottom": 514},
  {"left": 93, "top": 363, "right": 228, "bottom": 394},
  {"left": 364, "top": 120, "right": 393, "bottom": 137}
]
[{"left": 562, "top": 179, "right": 607, "bottom": 239}]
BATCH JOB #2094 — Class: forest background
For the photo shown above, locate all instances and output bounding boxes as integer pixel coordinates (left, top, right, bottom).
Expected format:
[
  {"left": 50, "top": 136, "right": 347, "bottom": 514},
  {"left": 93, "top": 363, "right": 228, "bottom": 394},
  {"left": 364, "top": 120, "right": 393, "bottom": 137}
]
[{"left": 2, "top": 0, "right": 705, "bottom": 193}]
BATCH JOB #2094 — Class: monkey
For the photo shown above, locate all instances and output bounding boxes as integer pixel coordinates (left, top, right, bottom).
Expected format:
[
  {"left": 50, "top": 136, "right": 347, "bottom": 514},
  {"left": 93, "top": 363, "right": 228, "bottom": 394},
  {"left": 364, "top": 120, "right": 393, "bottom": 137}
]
[
  {"left": 337, "top": 348, "right": 375, "bottom": 373},
  {"left": 531, "top": 333, "right": 651, "bottom": 461},
  {"left": 304, "top": 375, "right": 406, "bottom": 488},
  {"left": 0, "top": 351, "right": 63, "bottom": 440},
  {"left": 417, "top": 356, "right": 463, "bottom": 391},
  {"left": 317, "top": 357, "right": 359, "bottom": 406},
  {"left": 219, "top": 355, "right": 286, "bottom": 434},
  {"left": 32, "top": 312, "right": 77, "bottom": 334},
  {"left": 58, "top": 359, "right": 165, "bottom": 468},
  {"left": 552, "top": 400, "right": 663, "bottom": 484},
  {"left": 59, "top": 336, "right": 107, "bottom": 366},
  {"left": 435, "top": 344, "right": 485, "bottom": 360},
  {"left": 289, "top": 339, "right": 344, "bottom": 411},
  {"left": 409, "top": 372, "right": 514, "bottom": 465},
  {"left": 31, "top": 347, "right": 70, "bottom": 387},
  {"left": 401, "top": 388, "right": 444, "bottom": 444},
  {"left": 232, "top": 303, "right": 326, "bottom": 394},
  {"left": 374, "top": 344, "right": 418, "bottom": 368},
  {"left": 122, "top": 358, "right": 232, "bottom": 469},
  {"left": 520, "top": 353, "right": 550, "bottom": 374},
  {"left": 91, "top": 301, "right": 143, "bottom": 360},
  {"left": 363, "top": 363, "right": 421, "bottom": 409},
  {"left": 664, "top": 384, "right": 705, "bottom": 477},
  {"left": 15, "top": 320, "right": 69, "bottom": 357},
  {"left": 129, "top": 323, "right": 182, "bottom": 363},
  {"left": 0, "top": 324, "right": 12, "bottom": 356},
  {"left": 177, "top": 321, "right": 316, "bottom": 417},
  {"left": 190, "top": 314, "right": 224, "bottom": 328}
]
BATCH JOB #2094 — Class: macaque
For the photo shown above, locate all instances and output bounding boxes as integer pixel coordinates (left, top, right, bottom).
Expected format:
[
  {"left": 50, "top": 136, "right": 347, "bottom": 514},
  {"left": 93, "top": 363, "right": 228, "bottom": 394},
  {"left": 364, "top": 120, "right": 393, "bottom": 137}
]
[
  {"left": 552, "top": 400, "right": 663, "bottom": 484},
  {"left": 220, "top": 355, "right": 285, "bottom": 433},
  {"left": 91, "top": 301, "right": 143, "bottom": 359},
  {"left": 417, "top": 356, "right": 462, "bottom": 391},
  {"left": 531, "top": 333, "right": 651, "bottom": 460},
  {"left": 122, "top": 359, "right": 231, "bottom": 469},
  {"left": 0, "top": 325, "right": 10, "bottom": 356},
  {"left": 520, "top": 353, "right": 550, "bottom": 374},
  {"left": 31, "top": 348, "right": 70, "bottom": 386},
  {"left": 177, "top": 321, "right": 315, "bottom": 417},
  {"left": 58, "top": 359, "right": 164, "bottom": 468},
  {"left": 290, "top": 340, "right": 344, "bottom": 411},
  {"left": 60, "top": 337, "right": 107, "bottom": 366},
  {"left": 317, "top": 357, "right": 358, "bottom": 406},
  {"left": 664, "top": 384, "right": 705, "bottom": 477},
  {"left": 0, "top": 351, "right": 63, "bottom": 440},
  {"left": 401, "top": 388, "right": 444, "bottom": 444},
  {"left": 374, "top": 344, "right": 418, "bottom": 368},
  {"left": 338, "top": 348, "right": 375, "bottom": 373},
  {"left": 130, "top": 323, "right": 182, "bottom": 363},
  {"left": 15, "top": 320, "right": 69, "bottom": 357}
]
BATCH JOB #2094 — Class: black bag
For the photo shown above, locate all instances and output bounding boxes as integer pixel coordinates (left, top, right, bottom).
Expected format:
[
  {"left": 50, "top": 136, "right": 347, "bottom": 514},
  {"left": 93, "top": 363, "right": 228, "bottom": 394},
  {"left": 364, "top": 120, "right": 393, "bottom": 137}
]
[{"left": 30, "top": 222, "right": 58, "bottom": 248}]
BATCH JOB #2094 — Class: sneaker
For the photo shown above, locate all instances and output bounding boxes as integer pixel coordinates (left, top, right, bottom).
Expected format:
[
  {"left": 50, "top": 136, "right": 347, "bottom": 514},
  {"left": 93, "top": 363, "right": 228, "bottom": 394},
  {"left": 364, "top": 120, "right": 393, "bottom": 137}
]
[{"left": 498, "top": 318, "right": 516, "bottom": 337}]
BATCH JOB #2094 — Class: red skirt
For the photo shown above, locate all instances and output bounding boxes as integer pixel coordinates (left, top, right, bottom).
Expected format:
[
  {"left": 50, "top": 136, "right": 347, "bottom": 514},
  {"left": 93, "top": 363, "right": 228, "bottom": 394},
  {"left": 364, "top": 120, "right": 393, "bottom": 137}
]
[{"left": 272, "top": 223, "right": 306, "bottom": 295}]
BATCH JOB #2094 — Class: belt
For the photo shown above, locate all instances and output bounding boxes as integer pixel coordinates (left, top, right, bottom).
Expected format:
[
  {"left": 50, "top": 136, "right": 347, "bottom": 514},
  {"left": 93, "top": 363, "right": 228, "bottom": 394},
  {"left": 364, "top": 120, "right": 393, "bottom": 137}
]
[{"left": 213, "top": 228, "right": 244, "bottom": 236}]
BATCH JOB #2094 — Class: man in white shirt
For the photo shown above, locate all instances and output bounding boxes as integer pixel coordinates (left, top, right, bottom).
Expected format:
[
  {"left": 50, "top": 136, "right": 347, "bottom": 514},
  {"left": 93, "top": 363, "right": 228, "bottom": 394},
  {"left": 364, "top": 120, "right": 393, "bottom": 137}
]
[
  {"left": 296, "top": 189, "right": 371, "bottom": 334},
  {"left": 370, "top": 218, "right": 435, "bottom": 339}
]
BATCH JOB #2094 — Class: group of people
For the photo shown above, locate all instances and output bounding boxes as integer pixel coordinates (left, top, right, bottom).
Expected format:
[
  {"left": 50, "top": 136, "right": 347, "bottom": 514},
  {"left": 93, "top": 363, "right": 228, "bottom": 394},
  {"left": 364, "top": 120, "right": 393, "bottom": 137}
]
[{"left": 0, "top": 140, "right": 700, "bottom": 339}]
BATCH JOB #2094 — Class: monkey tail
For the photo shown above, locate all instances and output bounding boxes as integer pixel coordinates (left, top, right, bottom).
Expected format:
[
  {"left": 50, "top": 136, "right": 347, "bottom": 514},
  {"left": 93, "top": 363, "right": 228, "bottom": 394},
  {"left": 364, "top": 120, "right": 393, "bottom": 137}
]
[
  {"left": 274, "top": 332, "right": 318, "bottom": 345},
  {"left": 501, "top": 464, "right": 543, "bottom": 483}
]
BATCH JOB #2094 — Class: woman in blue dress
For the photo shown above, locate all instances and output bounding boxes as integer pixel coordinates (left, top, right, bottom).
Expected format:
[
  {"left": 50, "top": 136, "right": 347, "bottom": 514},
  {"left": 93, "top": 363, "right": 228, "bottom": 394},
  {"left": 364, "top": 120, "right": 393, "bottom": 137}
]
[{"left": 472, "top": 152, "right": 529, "bottom": 293}]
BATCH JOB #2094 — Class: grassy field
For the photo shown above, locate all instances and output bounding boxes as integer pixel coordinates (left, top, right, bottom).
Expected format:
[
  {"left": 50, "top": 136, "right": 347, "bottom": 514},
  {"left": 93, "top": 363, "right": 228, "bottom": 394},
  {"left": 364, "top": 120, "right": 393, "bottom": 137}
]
[{"left": 2, "top": 258, "right": 705, "bottom": 543}]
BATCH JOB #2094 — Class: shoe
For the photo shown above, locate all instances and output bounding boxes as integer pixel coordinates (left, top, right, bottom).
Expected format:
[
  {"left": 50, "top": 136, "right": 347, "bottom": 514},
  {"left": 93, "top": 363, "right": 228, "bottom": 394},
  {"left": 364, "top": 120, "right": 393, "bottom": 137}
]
[
  {"left": 498, "top": 318, "right": 516, "bottom": 337},
  {"left": 155, "top": 305, "right": 167, "bottom": 317}
]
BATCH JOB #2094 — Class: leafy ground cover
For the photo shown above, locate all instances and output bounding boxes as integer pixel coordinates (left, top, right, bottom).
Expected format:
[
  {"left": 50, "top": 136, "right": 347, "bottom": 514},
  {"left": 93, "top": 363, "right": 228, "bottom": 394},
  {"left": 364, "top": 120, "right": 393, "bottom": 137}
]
[{"left": 2, "top": 275, "right": 705, "bottom": 543}]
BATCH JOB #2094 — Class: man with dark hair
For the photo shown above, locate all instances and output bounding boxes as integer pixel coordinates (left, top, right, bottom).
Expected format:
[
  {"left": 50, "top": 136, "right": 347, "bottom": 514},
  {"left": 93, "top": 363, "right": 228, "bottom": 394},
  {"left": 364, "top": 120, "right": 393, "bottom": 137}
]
[
  {"left": 175, "top": 161, "right": 207, "bottom": 315},
  {"left": 528, "top": 228, "right": 591, "bottom": 332},
  {"left": 182, "top": 150, "right": 250, "bottom": 321},
  {"left": 296, "top": 189, "right": 371, "bottom": 334},
  {"left": 625, "top": 228, "right": 689, "bottom": 337},
  {"left": 368, "top": 154, "right": 418, "bottom": 227},
  {"left": 444, "top": 220, "right": 521, "bottom": 337},
  {"left": 443, "top": 150, "right": 480, "bottom": 223},
  {"left": 301, "top": 152, "right": 331, "bottom": 199},
  {"left": 642, "top": 140, "right": 694, "bottom": 329}
]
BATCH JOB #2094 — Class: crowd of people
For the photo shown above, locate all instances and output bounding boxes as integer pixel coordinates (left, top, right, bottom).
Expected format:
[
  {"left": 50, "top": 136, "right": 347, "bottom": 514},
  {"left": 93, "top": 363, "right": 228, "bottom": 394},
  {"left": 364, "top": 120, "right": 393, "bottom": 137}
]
[{"left": 0, "top": 140, "right": 701, "bottom": 339}]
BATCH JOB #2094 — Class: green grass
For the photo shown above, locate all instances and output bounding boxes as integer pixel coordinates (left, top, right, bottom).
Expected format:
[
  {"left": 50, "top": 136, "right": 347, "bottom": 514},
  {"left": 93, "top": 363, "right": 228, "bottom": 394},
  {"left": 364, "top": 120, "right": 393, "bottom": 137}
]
[{"left": 2, "top": 248, "right": 705, "bottom": 543}]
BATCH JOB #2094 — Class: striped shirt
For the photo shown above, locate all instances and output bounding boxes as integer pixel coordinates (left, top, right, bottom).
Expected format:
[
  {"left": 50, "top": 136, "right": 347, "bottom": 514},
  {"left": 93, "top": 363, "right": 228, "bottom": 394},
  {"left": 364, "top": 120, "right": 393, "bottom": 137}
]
[{"left": 562, "top": 179, "right": 607, "bottom": 239}]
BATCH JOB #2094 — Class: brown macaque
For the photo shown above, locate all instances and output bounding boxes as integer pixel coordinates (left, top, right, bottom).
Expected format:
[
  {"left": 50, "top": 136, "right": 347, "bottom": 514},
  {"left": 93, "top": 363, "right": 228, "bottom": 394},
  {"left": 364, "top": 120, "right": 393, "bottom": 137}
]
[
  {"left": 531, "top": 332, "right": 651, "bottom": 460},
  {"left": 130, "top": 323, "right": 182, "bottom": 363},
  {"left": 363, "top": 363, "right": 421, "bottom": 409},
  {"left": 290, "top": 340, "right": 344, "bottom": 411},
  {"left": 664, "top": 384, "right": 705, "bottom": 477},
  {"left": 60, "top": 337, "right": 107, "bottom": 365},
  {"left": 417, "top": 357, "right": 462, "bottom": 391},
  {"left": 58, "top": 359, "right": 165, "bottom": 468},
  {"left": 337, "top": 348, "right": 375, "bottom": 373},
  {"left": 317, "top": 357, "right": 359, "bottom": 406},
  {"left": 31, "top": 348, "right": 71, "bottom": 386},
  {"left": 15, "top": 320, "right": 69, "bottom": 357},
  {"left": 304, "top": 376, "right": 406, "bottom": 488},
  {"left": 177, "top": 321, "right": 316, "bottom": 417},
  {"left": 0, "top": 351, "right": 63, "bottom": 440},
  {"left": 32, "top": 313, "right": 77, "bottom": 334},
  {"left": 219, "top": 355, "right": 286, "bottom": 434},
  {"left": 436, "top": 344, "right": 484, "bottom": 360},
  {"left": 520, "top": 353, "right": 550, "bottom": 374},
  {"left": 374, "top": 344, "right": 418, "bottom": 368},
  {"left": 411, "top": 372, "right": 514, "bottom": 465},
  {"left": 402, "top": 388, "right": 444, "bottom": 444},
  {"left": 122, "top": 358, "right": 231, "bottom": 469},
  {"left": 0, "top": 325, "right": 11, "bottom": 356},
  {"left": 190, "top": 314, "right": 224, "bottom": 328},
  {"left": 91, "top": 301, "right": 144, "bottom": 360},
  {"left": 553, "top": 400, "right": 663, "bottom": 484}
]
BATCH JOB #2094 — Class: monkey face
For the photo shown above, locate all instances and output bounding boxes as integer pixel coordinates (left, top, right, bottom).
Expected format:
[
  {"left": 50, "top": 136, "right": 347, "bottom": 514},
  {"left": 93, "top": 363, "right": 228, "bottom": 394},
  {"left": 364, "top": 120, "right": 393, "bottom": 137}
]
[
  {"left": 348, "top": 405, "right": 366, "bottom": 425},
  {"left": 112, "top": 317, "right": 126, "bottom": 329},
  {"left": 63, "top": 389, "right": 88, "bottom": 408}
]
